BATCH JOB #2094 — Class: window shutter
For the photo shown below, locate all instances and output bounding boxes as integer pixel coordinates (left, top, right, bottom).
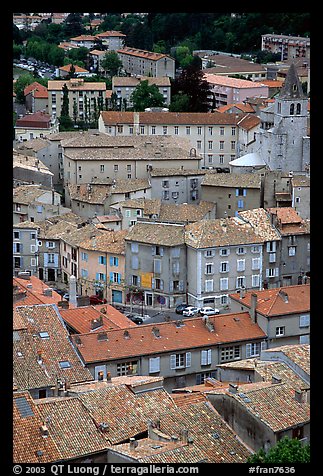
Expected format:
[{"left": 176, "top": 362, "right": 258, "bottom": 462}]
[
  {"left": 170, "top": 354, "right": 176, "bottom": 370},
  {"left": 117, "top": 273, "right": 121, "bottom": 284},
  {"left": 179, "top": 280, "right": 184, "bottom": 292},
  {"left": 128, "top": 275, "right": 132, "bottom": 285},
  {"left": 149, "top": 357, "right": 160, "bottom": 373},
  {"left": 160, "top": 247, "right": 164, "bottom": 256},
  {"left": 235, "top": 188, "right": 239, "bottom": 196},
  {"left": 246, "top": 343, "right": 252, "bottom": 358},
  {"left": 201, "top": 350, "right": 207, "bottom": 365},
  {"left": 207, "top": 349, "right": 212, "bottom": 365},
  {"left": 169, "top": 281, "right": 173, "bottom": 292},
  {"left": 115, "top": 257, "right": 119, "bottom": 267},
  {"left": 109, "top": 256, "right": 114, "bottom": 266},
  {"left": 243, "top": 189, "right": 247, "bottom": 196},
  {"left": 54, "top": 254, "right": 59, "bottom": 267},
  {"left": 160, "top": 279, "right": 164, "bottom": 291},
  {"left": 265, "top": 269, "right": 269, "bottom": 278},
  {"left": 102, "top": 274, "right": 106, "bottom": 282},
  {"left": 261, "top": 341, "right": 267, "bottom": 351},
  {"left": 44, "top": 254, "right": 48, "bottom": 267},
  {"left": 109, "top": 272, "right": 114, "bottom": 283},
  {"left": 96, "top": 273, "right": 100, "bottom": 281},
  {"left": 186, "top": 352, "right": 191, "bottom": 368},
  {"left": 152, "top": 246, "right": 156, "bottom": 256},
  {"left": 151, "top": 278, "right": 155, "bottom": 289},
  {"left": 275, "top": 267, "right": 279, "bottom": 277}
]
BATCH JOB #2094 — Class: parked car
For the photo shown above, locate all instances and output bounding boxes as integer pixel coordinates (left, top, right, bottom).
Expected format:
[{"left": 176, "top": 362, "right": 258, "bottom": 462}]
[
  {"left": 126, "top": 314, "right": 144, "bottom": 325},
  {"left": 182, "top": 306, "right": 200, "bottom": 317},
  {"left": 175, "top": 303, "right": 189, "bottom": 314},
  {"left": 89, "top": 295, "right": 107, "bottom": 305},
  {"left": 63, "top": 293, "right": 80, "bottom": 301},
  {"left": 200, "top": 306, "right": 220, "bottom": 316}
]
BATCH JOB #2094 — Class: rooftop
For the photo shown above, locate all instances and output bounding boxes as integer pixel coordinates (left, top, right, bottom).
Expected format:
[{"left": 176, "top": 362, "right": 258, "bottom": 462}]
[
  {"left": 230, "top": 284, "right": 310, "bottom": 317},
  {"left": 71, "top": 312, "right": 266, "bottom": 364}
]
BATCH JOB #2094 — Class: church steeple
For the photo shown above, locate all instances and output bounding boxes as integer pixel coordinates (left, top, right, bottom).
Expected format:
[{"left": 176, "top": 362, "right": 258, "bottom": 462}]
[{"left": 278, "top": 62, "right": 305, "bottom": 99}]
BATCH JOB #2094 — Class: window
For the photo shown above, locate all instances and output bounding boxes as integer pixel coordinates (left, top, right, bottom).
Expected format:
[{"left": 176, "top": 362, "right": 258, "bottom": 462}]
[
  {"left": 219, "top": 155, "right": 224, "bottom": 164},
  {"left": 98, "top": 256, "right": 106, "bottom": 265},
  {"left": 30, "top": 245, "right": 36, "bottom": 253},
  {"left": 236, "top": 276, "right": 245, "bottom": 288},
  {"left": 149, "top": 357, "right": 160, "bottom": 373},
  {"left": 39, "top": 332, "right": 49, "bottom": 339},
  {"left": 13, "top": 231, "right": 20, "bottom": 239},
  {"left": 231, "top": 141, "right": 236, "bottom": 150},
  {"left": 46, "top": 241, "right": 55, "bottom": 249},
  {"left": 231, "top": 127, "right": 236, "bottom": 136},
  {"left": 151, "top": 126, "right": 156, "bottom": 134},
  {"left": 100, "top": 164, "right": 105, "bottom": 172},
  {"left": 140, "top": 126, "right": 145, "bottom": 134},
  {"left": 13, "top": 243, "right": 22, "bottom": 253},
  {"left": 220, "top": 277, "right": 229, "bottom": 290},
  {"left": 276, "top": 326, "right": 285, "bottom": 337},
  {"left": 205, "top": 280, "right": 213, "bottom": 292},
  {"left": 117, "top": 125, "right": 123, "bottom": 133},
  {"left": 163, "top": 126, "right": 168, "bottom": 135},
  {"left": 114, "top": 164, "right": 119, "bottom": 172},
  {"left": 81, "top": 269, "right": 88, "bottom": 278},
  {"left": 170, "top": 352, "right": 191, "bottom": 369},
  {"left": 154, "top": 259, "right": 162, "bottom": 274},
  {"left": 59, "top": 361, "right": 71, "bottom": 369},
  {"left": 131, "top": 255, "right": 139, "bottom": 269},
  {"left": 269, "top": 253, "right": 276, "bottom": 263},
  {"left": 172, "top": 192, "right": 179, "bottom": 199},
  {"left": 197, "top": 126, "right": 202, "bottom": 135},
  {"left": 131, "top": 243, "right": 139, "bottom": 253},
  {"left": 266, "top": 241, "right": 276, "bottom": 252},
  {"left": 81, "top": 252, "right": 88, "bottom": 262},
  {"left": 117, "top": 361, "right": 138, "bottom": 376},
  {"left": 132, "top": 275, "right": 139, "bottom": 286},
  {"left": 30, "top": 232, "right": 36, "bottom": 240},
  {"left": 237, "top": 259, "right": 245, "bottom": 272},
  {"left": 246, "top": 343, "right": 260, "bottom": 358},
  {"left": 299, "top": 314, "right": 310, "bottom": 327},
  {"left": 205, "top": 263, "right": 214, "bottom": 275},
  {"left": 237, "top": 247, "right": 245, "bottom": 254},
  {"left": 208, "top": 141, "right": 213, "bottom": 150},
  {"left": 174, "top": 126, "right": 179, "bottom": 135},
  {"left": 110, "top": 272, "right": 121, "bottom": 283},
  {"left": 205, "top": 249, "right": 214, "bottom": 257},
  {"left": 110, "top": 256, "right": 119, "bottom": 267},
  {"left": 251, "top": 246, "right": 260, "bottom": 253},
  {"left": 208, "top": 126, "right": 213, "bottom": 135},
  {"left": 197, "top": 140, "right": 202, "bottom": 150},
  {"left": 220, "top": 346, "right": 240, "bottom": 362},
  {"left": 201, "top": 349, "right": 212, "bottom": 366},
  {"left": 266, "top": 267, "right": 278, "bottom": 278},
  {"left": 220, "top": 126, "right": 224, "bottom": 136},
  {"left": 237, "top": 200, "right": 244, "bottom": 208},
  {"left": 162, "top": 190, "right": 169, "bottom": 200},
  {"left": 186, "top": 126, "right": 191, "bottom": 135},
  {"left": 47, "top": 253, "right": 55, "bottom": 264},
  {"left": 97, "top": 273, "right": 106, "bottom": 282},
  {"left": 252, "top": 258, "right": 261, "bottom": 270},
  {"left": 220, "top": 248, "right": 229, "bottom": 256},
  {"left": 219, "top": 141, "right": 224, "bottom": 150},
  {"left": 129, "top": 126, "right": 134, "bottom": 134},
  {"left": 252, "top": 275, "right": 260, "bottom": 287},
  {"left": 220, "top": 262, "right": 229, "bottom": 273},
  {"left": 196, "top": 371, "right": 216, "bottom": 385},
  {"left": 288, "top": 246, "right": 296, "bottom": 256}
]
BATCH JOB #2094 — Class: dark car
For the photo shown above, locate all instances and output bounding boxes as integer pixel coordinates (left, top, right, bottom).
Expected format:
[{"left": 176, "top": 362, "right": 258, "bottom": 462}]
[
  {"left": 52, "top": 288, "right": 66, "bottom": 297},
  {"left": 175, "top": 303, "right": 189, "bottom": 314},
  {"left": 89, "top": 295, "right": 107, "bottom": 305},
  {"left": 222, "top": 167, "right": 230, "bottom": 173},
  {"left": 216, "top": 167, "right": 223, "bottom": 173},
  {"left": 127, "top": 314, "right": 144, "bottom": 325}
]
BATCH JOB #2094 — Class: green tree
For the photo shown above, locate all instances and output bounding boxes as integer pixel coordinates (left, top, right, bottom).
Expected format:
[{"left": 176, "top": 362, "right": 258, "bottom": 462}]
[
  {"left": 169, "top": 94, "right": 190, "bottom": 112},
  {"left": 63, "top": 13, "right": 84, "bottom": 38},
  {"left": 14, "top": 73, "right": 35, "bottom": 104},
  {"left": 130, "top": 80, "right": 165, "bottom": 111},
  {"left": 171, "top": 64, "right": 211, "bottom": 112},
  {"left": 247, "top": 437, "right": 310, "bottom": 464},
  {"left": 101, "top": 51, "right": 122, "bottom": 78},
  {"left": 59, "top": 83, "right": 73, "bottom": 131}
]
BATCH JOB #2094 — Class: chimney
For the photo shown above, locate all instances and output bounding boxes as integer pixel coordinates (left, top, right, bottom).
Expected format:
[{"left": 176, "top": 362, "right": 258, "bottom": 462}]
[
  {"left": 250, "top": 293, "right": 257, "bottom": 323},
  {"left": 229, "top": 383, "right": 238, "bottom": 394},
  {"left": 69, "top": 275, "right": 77, "bottom": 308},
  {"left": 90, "top": 316, "right": 103, "bottom": 330},
  {"left": 37, "top": 351, "right": 42, "bottom": 364},
  {"left": 203, "top": 316, "right": 214, "bottom": 332},
  {"left": 295, "top": 388, "right": 308, "bottom": 404},
  {"left": 129, "top": 438, "right": 138, "bottom": 450},
  {"left": 97, "top": 331, "right": 108, "bottom": 341},
  {"left": 106, "top": 371, "right": 111, "bottom": 382},
  {"left": 239, "top": 286, "right": 246, "bottom": 299},
  {"left": 152, "top": 327, "right": 160, "bottom": 338},
  {"left": 278, "top": 290, "right": 289, "bottom": 303},
  {"left": 43, "top": 288, "right": 52, "bottom": 297},
  {"left": 40, "top": 424, "right": 49, "bottom": 437},
  {"left": 181, "top": 429, "right": 189, "bottom": 444},
  {"left": 271, "top": 375, "right": 282, "bottom": 384}
]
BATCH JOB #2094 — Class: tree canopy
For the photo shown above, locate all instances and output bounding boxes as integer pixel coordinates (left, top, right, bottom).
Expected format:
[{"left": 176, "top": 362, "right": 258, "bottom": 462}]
[
  {"left": 171, "top": 63, "right": 211, "bottom": 112},
  {"left": 130, "top": 80, "right": 165, "bottom": 111},
  {"left": 247, "top": 437, "right": 310, "bottom": 464}
]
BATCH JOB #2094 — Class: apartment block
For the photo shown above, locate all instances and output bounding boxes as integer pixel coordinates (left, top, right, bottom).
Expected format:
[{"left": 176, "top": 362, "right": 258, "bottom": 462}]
[{"left": 117, "top": 47, "right": 175, "bottom": 79}]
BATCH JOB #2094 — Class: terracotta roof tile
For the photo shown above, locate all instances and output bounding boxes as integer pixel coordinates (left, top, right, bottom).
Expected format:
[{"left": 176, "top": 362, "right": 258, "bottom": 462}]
[
  {"left": 71, "top": 312, "right": 266, "bottom": 364},
  {"left": 125, "top": 222, "right": 185, "bottom": 246},
  {"left": 13, "top": 276, "right": 62, "bottom": 309},
  {"left": 13, "top": 391, "right": 61, "bottom": 463},
  {"left": 230, "top": 284, "right": 310, "bottom": 317}
]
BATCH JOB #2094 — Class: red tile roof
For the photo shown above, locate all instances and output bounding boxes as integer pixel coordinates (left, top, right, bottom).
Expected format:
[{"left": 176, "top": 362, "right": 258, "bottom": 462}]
[
  {"left": 59, "top": 304, "right": 136, "bottom": 334},
  {"left": 71, "top": 313, "right": 266, "bottom": 364},
  {"left": 230, "top": 284, "right": 310, "bottom": 317},
  {"left": 13, "top": 276, "right": 62, "bottom": 309}
]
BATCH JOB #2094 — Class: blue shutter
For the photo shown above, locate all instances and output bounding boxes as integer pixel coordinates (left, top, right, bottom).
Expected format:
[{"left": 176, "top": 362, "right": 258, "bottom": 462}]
[
  {"left": 96, "top": 273, "right": 100, "bottom": 281},
  {"left": 243, "top": 189, "right": 247, "bottom": 196},
  {"left": 54, "top": 254, "right": 59, "bottom": 267},
  {"left": 170, "top": 354, "right": 176, "bottom": 370},
  {"left": 110, "top": 272, "right": 114, "bottom": 283},
  {"left": 44, "top": 254, "right": 48, "bottom": 267},
  {"left": 115, "top": 257, "right": 119, "bottom": 267},
  {"left": 103, "top": 273, "right": 106, "bottom": 282},
  {"left": 186, "top": 352, "right": 191, "bottom": 368},
  {"left": 110, "top": 256, "right": 113, "bottom": 266},
  {"left": 117, "top": 273, "right": 121, "bottom": 284},
  {"left": 235, "top": 189, "right": 239, "bottom": 196}
]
